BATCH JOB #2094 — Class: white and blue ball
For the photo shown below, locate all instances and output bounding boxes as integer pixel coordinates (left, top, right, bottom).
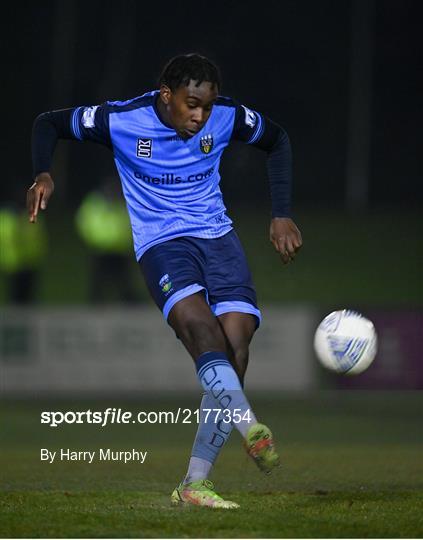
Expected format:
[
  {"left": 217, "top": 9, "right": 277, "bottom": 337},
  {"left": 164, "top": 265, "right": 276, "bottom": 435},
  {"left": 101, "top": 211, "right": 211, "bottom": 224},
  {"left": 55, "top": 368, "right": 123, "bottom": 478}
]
[{"left": 314, "top": 310, "right": 378, "bottom": 375}]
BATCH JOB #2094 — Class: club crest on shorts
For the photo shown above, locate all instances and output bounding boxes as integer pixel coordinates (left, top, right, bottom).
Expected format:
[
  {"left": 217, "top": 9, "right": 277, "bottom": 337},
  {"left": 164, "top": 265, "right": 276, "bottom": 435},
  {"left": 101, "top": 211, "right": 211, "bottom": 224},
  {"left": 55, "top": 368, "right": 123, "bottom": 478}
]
[
  {"left": 200, "top": 134, "right": 213, "bottom": 154},
  {"left": 159, "top": 274, "right": 173, "bottom": 296}
]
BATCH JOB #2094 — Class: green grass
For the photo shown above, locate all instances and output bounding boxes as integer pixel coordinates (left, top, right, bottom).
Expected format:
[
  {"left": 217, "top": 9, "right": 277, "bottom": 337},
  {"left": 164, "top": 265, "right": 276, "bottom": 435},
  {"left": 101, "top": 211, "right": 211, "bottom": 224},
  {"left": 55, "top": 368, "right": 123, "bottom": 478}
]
[
  {"left": 2, "top": 490, "right": 422, "bottom": 538},
  {"left": 1, "top": 392, "right": 422, "bottom": 537}
]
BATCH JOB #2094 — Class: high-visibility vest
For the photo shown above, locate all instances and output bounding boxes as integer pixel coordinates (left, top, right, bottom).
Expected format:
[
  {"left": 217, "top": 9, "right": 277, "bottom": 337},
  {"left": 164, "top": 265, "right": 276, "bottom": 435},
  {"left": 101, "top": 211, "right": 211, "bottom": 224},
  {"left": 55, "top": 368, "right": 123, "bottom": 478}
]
[
  {"left": 75, "top": 192, "right": 132, "bottom": 254},
  {"left": 0, "top": 208, "right": 47, "bottom": 273}
]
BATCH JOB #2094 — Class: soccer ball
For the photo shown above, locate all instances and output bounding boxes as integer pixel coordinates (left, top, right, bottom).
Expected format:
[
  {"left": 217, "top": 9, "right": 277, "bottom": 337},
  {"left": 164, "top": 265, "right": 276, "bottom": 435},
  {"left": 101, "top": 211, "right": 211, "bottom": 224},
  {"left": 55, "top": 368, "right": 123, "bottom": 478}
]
[{"left": 313, "top": 310, "right": 377, "bottom": 375}]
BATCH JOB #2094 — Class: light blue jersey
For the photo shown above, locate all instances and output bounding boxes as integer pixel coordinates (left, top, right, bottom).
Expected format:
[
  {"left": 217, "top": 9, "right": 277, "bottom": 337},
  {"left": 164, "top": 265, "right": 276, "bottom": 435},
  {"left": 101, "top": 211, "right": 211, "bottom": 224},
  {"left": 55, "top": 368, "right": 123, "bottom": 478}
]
[{"left": 70, "top": 91, "right": 264, "bottom": 260}]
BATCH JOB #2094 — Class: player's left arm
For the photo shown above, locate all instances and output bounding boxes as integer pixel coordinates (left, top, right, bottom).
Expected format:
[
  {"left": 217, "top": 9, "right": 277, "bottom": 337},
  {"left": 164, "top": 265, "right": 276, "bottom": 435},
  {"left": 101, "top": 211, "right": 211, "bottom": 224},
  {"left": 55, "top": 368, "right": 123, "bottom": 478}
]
[{"left": 231, "top": 104, "right": 302, "bottom": 264}]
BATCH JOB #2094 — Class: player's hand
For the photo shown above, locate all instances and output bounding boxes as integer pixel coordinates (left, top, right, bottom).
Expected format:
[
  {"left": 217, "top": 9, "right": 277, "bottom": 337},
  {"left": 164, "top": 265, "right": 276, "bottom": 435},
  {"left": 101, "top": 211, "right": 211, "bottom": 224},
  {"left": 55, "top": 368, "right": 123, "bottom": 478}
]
[
  {"left": 270, "top": 217, "right": 302, "bottom": 265},
  {"left": 27, "top": 172, "right": 54, "bottom": 223}
]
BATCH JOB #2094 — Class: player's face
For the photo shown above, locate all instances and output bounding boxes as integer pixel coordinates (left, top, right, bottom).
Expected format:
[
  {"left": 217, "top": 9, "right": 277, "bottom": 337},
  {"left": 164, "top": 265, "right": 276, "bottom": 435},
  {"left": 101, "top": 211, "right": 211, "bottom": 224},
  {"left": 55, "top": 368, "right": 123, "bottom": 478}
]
[{"left": 160, "top": 80, "right": 218, "bottom": 139}]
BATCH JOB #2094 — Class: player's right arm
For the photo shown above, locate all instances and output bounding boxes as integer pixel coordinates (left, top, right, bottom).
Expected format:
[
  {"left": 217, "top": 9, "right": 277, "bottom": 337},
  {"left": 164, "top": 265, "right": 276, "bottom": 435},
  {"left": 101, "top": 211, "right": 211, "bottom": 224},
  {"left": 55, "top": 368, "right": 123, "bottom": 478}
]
[
  {"left": 28, "top": 105, "right": 111, "bottom": 222},
  {"left": 229, "top": 101, "right": 302, "bottom": 264}
]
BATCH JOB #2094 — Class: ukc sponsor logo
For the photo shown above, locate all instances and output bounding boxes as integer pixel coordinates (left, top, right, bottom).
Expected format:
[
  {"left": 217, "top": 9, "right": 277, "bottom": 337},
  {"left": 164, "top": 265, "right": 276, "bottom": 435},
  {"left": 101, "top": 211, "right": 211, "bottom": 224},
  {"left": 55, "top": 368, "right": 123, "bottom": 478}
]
[{"left": 137, "top": 138, "right": 152, "bottom": 158}]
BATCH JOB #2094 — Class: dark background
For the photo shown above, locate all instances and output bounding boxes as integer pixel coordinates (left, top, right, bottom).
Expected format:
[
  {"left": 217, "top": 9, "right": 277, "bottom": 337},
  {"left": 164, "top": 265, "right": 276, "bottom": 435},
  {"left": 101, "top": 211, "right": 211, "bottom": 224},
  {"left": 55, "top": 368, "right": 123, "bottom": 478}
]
[
  {"left": 3, "top": 0, "right": 422, "bottom": 208},
  {"left": 1, "top": 0, "right": 422, "bottom": 308}
]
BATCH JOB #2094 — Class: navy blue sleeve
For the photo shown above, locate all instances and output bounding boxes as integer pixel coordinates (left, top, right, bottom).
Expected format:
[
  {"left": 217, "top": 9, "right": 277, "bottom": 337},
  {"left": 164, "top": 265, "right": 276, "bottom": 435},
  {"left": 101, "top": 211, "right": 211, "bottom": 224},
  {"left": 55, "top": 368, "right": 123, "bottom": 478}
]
[
  {"left": 231, "top": 102, "right": 292, "bottom": 218},
  {"left": 32, "top": 109, "right": 74, "bottom": 177},
  {"left": 69, "top": 104, "right": 111, "bottom": 146},
  {"left": 31, "top": 104, "right": 111, "bottom": 178},
  {"left": 258, "top": 123, "right": 293, "bottom": 218},
  {"left": 230, "top": 102, "right": 265, "bottom": 144}
]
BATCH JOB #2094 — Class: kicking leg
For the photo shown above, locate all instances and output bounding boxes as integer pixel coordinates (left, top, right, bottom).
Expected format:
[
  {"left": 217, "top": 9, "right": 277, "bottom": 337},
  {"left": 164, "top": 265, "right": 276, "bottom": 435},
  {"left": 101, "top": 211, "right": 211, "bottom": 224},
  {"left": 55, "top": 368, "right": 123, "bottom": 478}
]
[
  {"left": 217, "top": 312, "right": 280, "bottom": 474},
  {"left": 169, "top": 294, "right": 279, "bottom": 509},
  {"left": 217, "top": 311, "right": 256, "bottom": 385},
  {"left": 169, "top": 292, "right": 241, "bottom": 508},
  {"left": 170, "top": 296, "right": 279, "bottom": 471},
  {"left": 168, "top": 293, "right": 258, "bottom": 438},
  {"left": 183, "top": 312, "right": 256, "bottom": 485}
]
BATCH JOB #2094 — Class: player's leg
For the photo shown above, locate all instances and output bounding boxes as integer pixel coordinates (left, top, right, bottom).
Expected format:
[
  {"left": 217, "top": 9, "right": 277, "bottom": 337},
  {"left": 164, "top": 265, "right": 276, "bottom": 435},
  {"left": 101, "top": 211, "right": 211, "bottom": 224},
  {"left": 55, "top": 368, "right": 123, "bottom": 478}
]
[
  {"left": 140, "top": 236, "right": 277, "bottom": 508},
  {"left": 167, "top": 291, "right": 226, "bottom": 358},
  {"left": 217, "top": 311, "right": 256, "bottom": 385},
  {"left": 169, "top": 294, "right": 279, "bottom": 468},
  {"left": 169, "top": 292, "right": 260, "bottom": 438},
  {"left": 168, "top": 293, "right": 245, "bottom": 508},
  {"left": 179, "top": 309, "right": 255, "bottom": 487},
  {"left": 168, "top": 293, "right": 258, "bottom": 439},
  {"left": 204, "top": 231, "right": 280, "bottom": 473},
  {"left": 139, "top": 240, "right": 244, "bottom": 507},
  {"left": 217, "top": 311, "right": 280, "bottom": 473},
  {"left": 182, "top": 313, "right": 254, "bottom": 484},
  {"left": 168, "top": 294, "right": 253, "bottom": 380}
]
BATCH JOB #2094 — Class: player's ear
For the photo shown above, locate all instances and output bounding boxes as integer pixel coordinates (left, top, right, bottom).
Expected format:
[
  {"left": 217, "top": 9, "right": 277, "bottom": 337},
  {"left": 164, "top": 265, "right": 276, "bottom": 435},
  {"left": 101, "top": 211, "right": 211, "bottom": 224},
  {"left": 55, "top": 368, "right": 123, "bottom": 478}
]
[{"left": 160, "top": 85, "right": 172, "bottom": 105}]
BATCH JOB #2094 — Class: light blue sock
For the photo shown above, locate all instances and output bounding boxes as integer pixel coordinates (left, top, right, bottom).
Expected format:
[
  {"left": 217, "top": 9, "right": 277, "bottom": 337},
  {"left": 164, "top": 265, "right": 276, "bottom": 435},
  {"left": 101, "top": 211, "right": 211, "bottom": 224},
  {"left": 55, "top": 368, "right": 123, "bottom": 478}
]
[
  {"left": 191, "top": 392, "right": 234, "bottom": 461},
  {"left": 196, "top": 351, "right": 257, "bottom": 439},
  {"left": 184, "top": 392, "right": 233, "bottom": 483}
]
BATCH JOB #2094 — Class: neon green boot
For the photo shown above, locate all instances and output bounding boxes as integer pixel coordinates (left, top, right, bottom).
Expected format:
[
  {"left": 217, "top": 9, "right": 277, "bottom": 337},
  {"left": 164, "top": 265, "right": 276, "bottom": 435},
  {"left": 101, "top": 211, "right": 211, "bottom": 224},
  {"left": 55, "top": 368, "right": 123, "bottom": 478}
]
[
  {"left": 245, "top": 423, "right": 280, "bottom": 473},
  {"left": 171, "top": 479, "right": 239, "bottom": 509}
]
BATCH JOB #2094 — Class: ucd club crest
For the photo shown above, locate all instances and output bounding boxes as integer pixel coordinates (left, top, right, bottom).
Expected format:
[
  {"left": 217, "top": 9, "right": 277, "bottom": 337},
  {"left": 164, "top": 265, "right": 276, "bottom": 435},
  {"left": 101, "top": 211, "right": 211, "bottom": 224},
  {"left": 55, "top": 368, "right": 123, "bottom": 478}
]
[
  {"left": 200, "top": 134, "right": 213, "bottom": 154},
  {"left": 159, "top": 274, "right": 173, "bottom": 296}
]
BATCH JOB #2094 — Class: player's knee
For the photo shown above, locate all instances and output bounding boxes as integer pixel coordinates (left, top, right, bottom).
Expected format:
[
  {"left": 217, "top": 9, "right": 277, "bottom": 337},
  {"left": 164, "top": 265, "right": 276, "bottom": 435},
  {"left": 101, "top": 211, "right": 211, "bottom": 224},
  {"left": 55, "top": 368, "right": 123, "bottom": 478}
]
[
  {"left": 179, "top": 317, "right": 225, "bottom": 357},
  {"left": 232, "top": 346, "right": 249, "bottom": 385}
]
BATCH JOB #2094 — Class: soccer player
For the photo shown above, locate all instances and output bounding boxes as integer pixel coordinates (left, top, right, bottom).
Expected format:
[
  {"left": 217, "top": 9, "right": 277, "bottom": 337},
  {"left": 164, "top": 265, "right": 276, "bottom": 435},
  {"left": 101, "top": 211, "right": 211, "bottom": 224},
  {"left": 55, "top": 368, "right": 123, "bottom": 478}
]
[{"left": 28, "top": 53, "right": 302, "bottom": 509}]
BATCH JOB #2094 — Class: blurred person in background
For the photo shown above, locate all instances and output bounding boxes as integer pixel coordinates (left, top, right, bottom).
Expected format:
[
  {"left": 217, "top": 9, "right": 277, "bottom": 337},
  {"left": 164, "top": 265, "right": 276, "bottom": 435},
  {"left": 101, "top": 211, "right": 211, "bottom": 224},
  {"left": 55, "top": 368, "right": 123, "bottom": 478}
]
[
  {"left": 0, "top": 205, "right": 47, "bottom": 303},
  {"left": 26, "top": 53, "right": 302, "bottom": 508},
  {"left": 75, "top": 178, "right": 137, "bottom": 303}
]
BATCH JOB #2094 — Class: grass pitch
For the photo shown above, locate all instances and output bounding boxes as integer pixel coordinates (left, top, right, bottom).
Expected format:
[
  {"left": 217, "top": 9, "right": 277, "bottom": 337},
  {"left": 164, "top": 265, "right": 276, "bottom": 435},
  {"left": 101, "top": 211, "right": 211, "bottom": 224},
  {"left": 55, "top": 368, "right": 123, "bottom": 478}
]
[{"left": 1, "top": 392, "right": 422, "bottom": 538}]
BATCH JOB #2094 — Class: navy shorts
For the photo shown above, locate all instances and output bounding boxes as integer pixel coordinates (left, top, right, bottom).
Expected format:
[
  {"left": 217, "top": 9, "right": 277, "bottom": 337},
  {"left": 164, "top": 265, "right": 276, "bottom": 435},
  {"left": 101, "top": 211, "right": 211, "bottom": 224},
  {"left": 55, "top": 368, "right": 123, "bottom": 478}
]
[{"left": 139, "top": 230, "right": 261, "bottom": 326}]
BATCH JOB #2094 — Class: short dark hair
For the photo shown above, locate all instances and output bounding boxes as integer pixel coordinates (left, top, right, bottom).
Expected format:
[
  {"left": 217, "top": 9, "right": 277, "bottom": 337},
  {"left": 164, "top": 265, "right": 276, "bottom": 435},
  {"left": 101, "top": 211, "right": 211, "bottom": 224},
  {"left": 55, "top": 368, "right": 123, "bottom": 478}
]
[{"left": 158, "top": 53, "right": 221, "bottom": 92}]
